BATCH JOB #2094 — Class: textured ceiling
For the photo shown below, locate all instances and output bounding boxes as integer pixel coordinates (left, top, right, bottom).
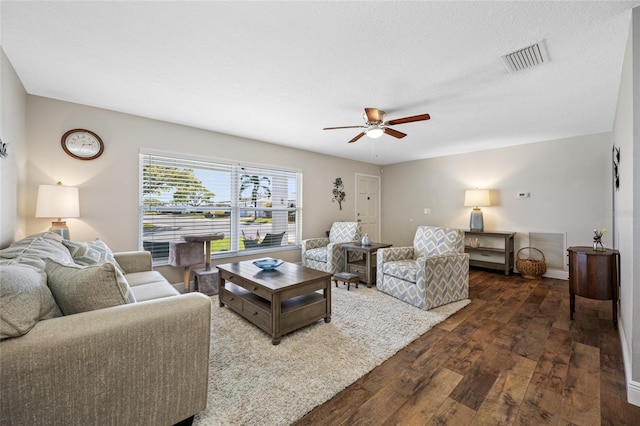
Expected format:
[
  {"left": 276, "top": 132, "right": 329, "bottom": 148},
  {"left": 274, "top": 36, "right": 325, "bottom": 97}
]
[{"left": 1, "top": 1, "right": 638, "bottom": 165}]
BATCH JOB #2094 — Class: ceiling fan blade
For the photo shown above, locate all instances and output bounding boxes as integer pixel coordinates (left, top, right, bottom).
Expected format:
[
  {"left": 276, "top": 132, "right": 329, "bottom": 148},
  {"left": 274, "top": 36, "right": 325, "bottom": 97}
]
[
  {"left": 364, "top": 108, "right": 383, "bottom": 123},
  {"left": 387, "top": 113, "right": 431, "bottom": 125},
  {"left": 323, "top": 125, "right": 365, "bottom": 130},
  {"left": 384, "top": 128, "right": 407, "bottom": 139},
  {"left": 348, "top": 132, "right": 366, "bottom": 143}
]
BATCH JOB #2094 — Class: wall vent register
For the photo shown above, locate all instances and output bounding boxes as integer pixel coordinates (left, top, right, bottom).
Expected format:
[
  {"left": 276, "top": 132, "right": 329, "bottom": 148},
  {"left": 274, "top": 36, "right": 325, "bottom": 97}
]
[{"left": 502, "top": 40, "right": 549, "bottom": 73}]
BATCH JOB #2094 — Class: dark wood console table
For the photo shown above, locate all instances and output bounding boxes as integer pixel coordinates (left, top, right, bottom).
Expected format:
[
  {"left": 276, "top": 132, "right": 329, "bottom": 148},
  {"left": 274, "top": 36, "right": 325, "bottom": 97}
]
[
  {"left": 464, "top": 230, "right": 515, "bottom": 275},
  {"left": 567, "top": 246, "right": 620, "bottom": 329}
]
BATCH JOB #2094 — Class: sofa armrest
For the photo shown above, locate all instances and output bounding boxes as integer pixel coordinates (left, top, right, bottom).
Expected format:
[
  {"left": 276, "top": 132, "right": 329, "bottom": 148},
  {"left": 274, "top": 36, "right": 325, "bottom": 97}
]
[
  {"left": 114, "top": 250, "right": 152, "bottom": 273},
  {"left": 0, "top": 293, "right": 211, "bottom": 426}
]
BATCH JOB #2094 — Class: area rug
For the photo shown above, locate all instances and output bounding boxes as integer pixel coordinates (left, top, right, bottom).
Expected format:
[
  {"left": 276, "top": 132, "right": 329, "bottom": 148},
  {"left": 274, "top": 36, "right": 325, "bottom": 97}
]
[{"left": 193, "top": 287, "right": 470, "bottom": 425}]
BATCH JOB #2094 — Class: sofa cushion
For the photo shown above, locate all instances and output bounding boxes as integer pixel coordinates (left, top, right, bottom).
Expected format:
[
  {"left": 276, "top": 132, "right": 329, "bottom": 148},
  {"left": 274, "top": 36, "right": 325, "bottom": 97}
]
[
  {"left": 131, "top": 282, "right": 180, "bottom": 302},
  {"left": 62, "top": 239, "right": 123, "bottom": 272},
  {"left": 304, "top": 247, "right": 328, "bottom": 263},
  {"left": 0, "top": 264, "right": 62, "bottom": 340},
  {"left": 126, "top": 271, "right": 179, "bottom": 301},
  {"left": 45, "top": 259, "right": 136, "bottom": 315},
  {"left": 125, "top": 270, "right": 171, "bottom": 287},
  {"left": 0, "top": 232, "right": 73, "bottom": 271},
  {"left": 382, "top": 259, "right": 419, "bottom": 282}
]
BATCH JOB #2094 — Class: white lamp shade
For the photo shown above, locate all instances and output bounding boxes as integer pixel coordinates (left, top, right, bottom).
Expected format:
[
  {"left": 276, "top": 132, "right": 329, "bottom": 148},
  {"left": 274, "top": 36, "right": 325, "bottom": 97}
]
[
  {"left": 464, "top": 189, "right": 490, "bottom": 207},
  {"left": 36, "top": 184, "right": 80, "bottom": 218}
]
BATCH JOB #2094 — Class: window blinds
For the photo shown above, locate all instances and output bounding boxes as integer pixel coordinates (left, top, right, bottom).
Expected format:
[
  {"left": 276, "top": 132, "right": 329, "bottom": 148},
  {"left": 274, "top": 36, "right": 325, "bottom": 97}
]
[{"left": 140, "top": 152, "right": 300, "bottom": 262}]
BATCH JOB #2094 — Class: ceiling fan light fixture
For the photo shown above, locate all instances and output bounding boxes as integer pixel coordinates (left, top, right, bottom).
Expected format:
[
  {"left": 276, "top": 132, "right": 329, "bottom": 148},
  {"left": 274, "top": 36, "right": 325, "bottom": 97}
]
[
  {"left": 324, "top": 107, "right": 430, "bottom": 143},
  {"left": 365, "top": 127, "right": 384, "bottom": 139}
]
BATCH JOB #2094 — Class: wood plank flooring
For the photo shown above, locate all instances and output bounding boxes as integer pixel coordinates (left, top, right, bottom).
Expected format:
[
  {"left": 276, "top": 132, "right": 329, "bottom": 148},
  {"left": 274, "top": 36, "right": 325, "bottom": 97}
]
[{"left": 295, "top": 269, "right": 640, "bottom": 425}]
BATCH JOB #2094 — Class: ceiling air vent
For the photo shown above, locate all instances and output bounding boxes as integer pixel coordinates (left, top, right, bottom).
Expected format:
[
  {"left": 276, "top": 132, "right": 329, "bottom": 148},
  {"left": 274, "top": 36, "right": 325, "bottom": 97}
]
[{"left": 501, "top": 40, "right": 549, "bottom": 73}]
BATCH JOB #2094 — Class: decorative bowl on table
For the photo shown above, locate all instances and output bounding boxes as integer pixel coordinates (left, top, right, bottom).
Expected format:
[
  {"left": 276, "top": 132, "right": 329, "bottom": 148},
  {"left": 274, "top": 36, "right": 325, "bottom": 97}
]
[{"left": 252, "top": 258, "right": 283, "bottom": 270}]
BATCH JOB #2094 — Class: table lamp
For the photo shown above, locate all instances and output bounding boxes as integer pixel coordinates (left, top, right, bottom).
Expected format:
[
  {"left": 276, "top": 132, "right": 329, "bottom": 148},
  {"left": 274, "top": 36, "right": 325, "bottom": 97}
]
[
  {"left": 464, "top": 189, "right": 490, "bottom": 232},
  {"left": 35, "top": 182, "right": 80, "bottom": 239}
]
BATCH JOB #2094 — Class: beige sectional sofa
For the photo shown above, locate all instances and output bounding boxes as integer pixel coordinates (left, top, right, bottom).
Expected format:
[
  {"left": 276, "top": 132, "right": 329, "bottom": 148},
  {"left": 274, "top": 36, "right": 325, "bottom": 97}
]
[{"left": 0, "top": 232, "right": 211, "bottom": 426}]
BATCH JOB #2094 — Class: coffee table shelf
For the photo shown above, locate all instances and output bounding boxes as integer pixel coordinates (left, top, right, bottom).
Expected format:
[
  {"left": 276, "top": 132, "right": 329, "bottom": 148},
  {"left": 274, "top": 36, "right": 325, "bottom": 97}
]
[{"left": 217, "top": 261, "right": 332, "bottom": 345}]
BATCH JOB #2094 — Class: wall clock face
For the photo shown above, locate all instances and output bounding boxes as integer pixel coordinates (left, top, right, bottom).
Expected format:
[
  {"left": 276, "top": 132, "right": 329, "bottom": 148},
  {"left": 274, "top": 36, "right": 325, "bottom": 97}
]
[{"left": 61, "top": 129, "right": 104, "bottom": 160}]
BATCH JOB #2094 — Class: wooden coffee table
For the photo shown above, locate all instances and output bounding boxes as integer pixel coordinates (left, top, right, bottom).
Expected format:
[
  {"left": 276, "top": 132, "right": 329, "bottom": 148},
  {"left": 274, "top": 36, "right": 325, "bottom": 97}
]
[{"left": 217, "top": 260, "right": 332, "bottom": 345}]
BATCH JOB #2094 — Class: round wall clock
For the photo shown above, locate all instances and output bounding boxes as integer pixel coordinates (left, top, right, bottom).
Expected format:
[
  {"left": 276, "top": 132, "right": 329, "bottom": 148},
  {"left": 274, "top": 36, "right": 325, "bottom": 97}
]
[{"left": 61, "top": 129, "right": 104, "bottom": 160}]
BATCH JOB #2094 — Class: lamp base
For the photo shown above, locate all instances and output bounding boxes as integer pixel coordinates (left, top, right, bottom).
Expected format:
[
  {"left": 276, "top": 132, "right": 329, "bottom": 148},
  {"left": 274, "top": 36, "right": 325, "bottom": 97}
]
[
  {"left": 469, "top": 208, "right": 484, "bottom": 232},
  {"left": 49, "top": 221, "right": 70, "bottom": 239}
]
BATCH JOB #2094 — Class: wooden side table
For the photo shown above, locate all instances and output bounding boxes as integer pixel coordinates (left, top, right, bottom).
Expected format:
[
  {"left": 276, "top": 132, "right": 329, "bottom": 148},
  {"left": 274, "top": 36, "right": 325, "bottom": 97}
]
[
  {"left": 567, "top": 246, "right": 620, "bottom": 329},
  {"left": 342, "top": 242, "right": 392, "bottom": 287}
]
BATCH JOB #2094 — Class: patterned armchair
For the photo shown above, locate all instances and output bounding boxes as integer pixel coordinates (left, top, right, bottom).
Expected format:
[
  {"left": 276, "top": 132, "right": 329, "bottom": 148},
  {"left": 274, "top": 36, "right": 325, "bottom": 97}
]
[
  {"left": 301, "top": 222, "right": 362, "bottom": 274},
  {"left": 377, "top": 226, "right": 469, "bottom": 310}
]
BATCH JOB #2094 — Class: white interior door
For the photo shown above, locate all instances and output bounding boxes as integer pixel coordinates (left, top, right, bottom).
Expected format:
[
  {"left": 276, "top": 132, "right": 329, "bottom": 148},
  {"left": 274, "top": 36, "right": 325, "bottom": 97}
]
[{"left": 355, "top": 174, "right": 381, "bottom": 242}]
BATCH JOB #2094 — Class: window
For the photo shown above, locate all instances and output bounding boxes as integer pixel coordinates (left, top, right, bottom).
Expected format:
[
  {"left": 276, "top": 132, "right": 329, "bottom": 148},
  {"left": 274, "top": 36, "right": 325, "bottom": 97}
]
[{"left": 139, "top": 152, "right": 301, "bottom": 264}]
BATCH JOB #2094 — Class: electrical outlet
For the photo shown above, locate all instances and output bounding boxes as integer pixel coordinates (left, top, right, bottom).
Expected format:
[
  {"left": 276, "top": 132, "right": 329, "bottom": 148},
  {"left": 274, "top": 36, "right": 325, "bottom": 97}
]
[
  {"left": 424, "top": 208, "right": 431, "bottom": 215},
  {"left": 517, "top": 192, "right": 530, "bottom": 199}
]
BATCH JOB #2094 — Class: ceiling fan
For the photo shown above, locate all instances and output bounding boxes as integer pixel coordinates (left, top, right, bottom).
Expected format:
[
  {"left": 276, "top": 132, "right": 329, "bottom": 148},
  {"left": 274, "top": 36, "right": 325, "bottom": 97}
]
[{"left": 323, "top": 107, "right": 431, "bottom": 143}]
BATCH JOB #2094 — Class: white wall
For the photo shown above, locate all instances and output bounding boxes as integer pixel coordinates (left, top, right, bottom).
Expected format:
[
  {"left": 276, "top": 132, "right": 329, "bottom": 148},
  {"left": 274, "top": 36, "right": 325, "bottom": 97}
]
[
  {"left": 634, "top": 7, "right": 640, "bottom": 397},
  {"left": 613, "top": 6, "right": 640, "bottom": 406},
  {"left": 23, "top": 96, "right": 380, "bottom": 279},
  {"left": 381, "top": 132, "right": 612, "bottom": 260},
  {"left": 0, "top": 48, "right": 27, "bottom": 247}
]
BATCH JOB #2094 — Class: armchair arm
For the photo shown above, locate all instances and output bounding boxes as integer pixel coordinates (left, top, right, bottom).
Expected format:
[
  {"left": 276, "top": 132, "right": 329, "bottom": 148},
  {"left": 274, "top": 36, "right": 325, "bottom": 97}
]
[
  {"left": 0, "top": 293, "right": 211, "bottom": 425},
  {"left": 377, "top": 246, "right": 415, "bottom": 287},
  {"left": 324, "top": 242, "right": 348, "bottom": 272},
  {"left": 378, "top": 246, "right": 415, "bottom": 263},
  {"left": 114, "top": 250, "right": 152, "bottom": 274},
  {"left": 416, "top": 253, "right": 470, "bottom": 309},
  {"left": 422, "top": 252, "right": 469, "bottom": 271}
]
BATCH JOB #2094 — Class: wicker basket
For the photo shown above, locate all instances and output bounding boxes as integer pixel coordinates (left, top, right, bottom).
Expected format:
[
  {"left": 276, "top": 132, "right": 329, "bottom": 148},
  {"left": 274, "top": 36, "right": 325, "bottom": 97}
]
[{"left": 516, "top": 247, "right": 547, "bottom": 279}]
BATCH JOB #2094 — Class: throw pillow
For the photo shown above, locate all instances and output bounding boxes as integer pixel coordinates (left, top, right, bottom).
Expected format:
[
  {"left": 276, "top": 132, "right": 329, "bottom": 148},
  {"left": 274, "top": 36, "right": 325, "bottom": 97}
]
[
  {"left": 45, "top": 259, "right": 136, "bottom": 315},
  {"left": 0, "top": 264, "right": 62, "bottom": 340},
  {"left": 0, "top": 232, "right": 75, "bottom": 271},
  {"left": 62, "top": 239, "right": 123, "bottom": 272}
]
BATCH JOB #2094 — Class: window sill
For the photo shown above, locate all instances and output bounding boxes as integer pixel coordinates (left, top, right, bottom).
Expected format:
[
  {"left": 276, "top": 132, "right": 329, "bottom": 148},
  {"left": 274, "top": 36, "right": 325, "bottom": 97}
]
[{"left": 151, "top": 244, "right": 300, "bottom": 267}]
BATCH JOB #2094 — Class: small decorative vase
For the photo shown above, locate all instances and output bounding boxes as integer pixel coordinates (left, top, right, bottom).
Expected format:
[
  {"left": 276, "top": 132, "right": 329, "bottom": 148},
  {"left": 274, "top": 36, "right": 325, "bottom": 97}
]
[
  {"left": 362, "top": 234, "right": 371, "bottom": 246},
  {"left": 594, "top": 240, "right": 605, "bottom": 252}
]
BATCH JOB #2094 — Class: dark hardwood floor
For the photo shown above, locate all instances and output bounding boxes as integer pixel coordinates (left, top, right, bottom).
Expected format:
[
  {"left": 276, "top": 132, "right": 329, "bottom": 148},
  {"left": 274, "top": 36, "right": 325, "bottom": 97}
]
[{"left": 295, "top": 269, "right": 640, "bottom": 425}]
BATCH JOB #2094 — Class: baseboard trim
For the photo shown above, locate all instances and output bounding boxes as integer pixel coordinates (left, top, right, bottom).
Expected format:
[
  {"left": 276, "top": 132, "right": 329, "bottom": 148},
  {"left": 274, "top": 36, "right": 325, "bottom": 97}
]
[
  {"left": 542, "top": 269, "right": 568, "bottom": 280},
  {"left": 628, "top": 381, "right": 640, "bottom": 407},
  {"left": 618, "top": 319, "right": 640, "bottom": 407}
]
